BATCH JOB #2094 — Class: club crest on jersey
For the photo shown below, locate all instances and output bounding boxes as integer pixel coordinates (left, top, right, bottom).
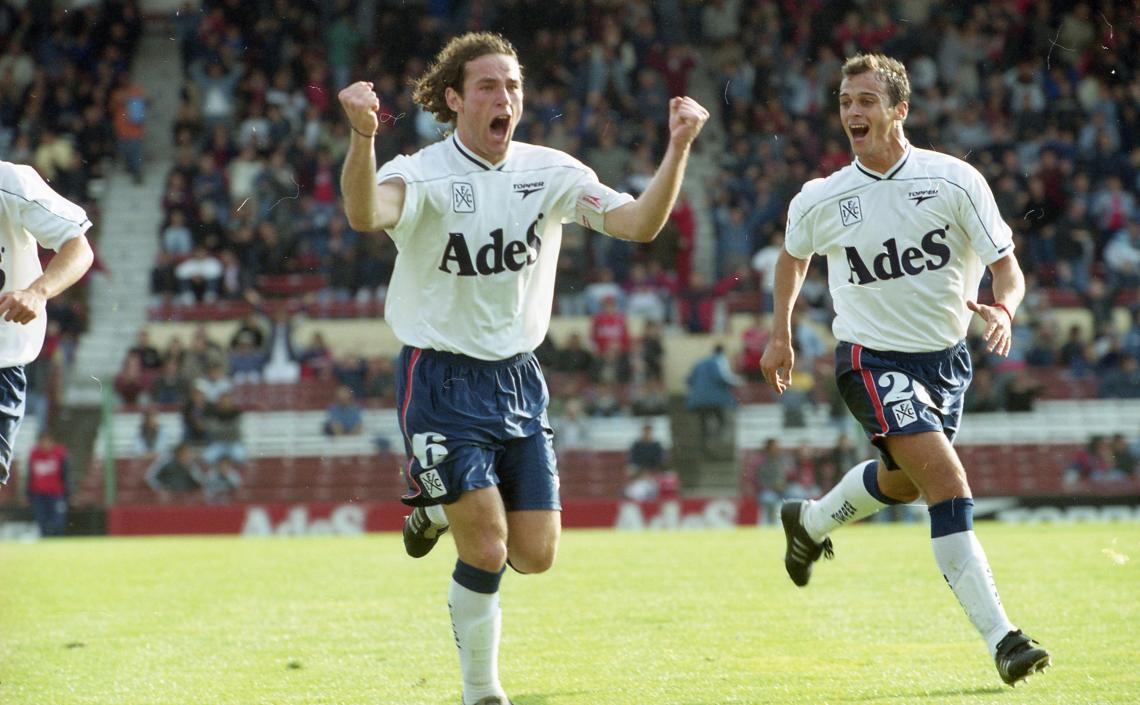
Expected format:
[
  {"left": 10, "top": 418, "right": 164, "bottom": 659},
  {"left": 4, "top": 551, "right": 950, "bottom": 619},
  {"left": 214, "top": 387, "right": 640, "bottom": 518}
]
[
  {"left": 907, "top": 187, "right": 939, "bottom": 206},
  {"left": 452, "top": 182, "right": 475, "bottom": 213},
  {"left": 513, "top": 180, "right": 546, "bottom": 199},
  {"left": 839, "top": 196, "right": 862, "bottom": 226}
]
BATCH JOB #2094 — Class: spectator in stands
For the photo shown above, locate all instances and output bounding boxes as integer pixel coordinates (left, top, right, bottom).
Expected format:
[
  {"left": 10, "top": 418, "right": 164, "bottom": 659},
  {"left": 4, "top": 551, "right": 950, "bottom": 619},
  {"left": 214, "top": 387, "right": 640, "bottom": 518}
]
[
  {"left": 259, "top": 303, "right": 303, "bottom": 385},
  {"left": 1109, "top": 433, "right": 1136, "bottom": 479},
  {"left": 181, "top": 325, "right": 226, "bottom": 385},
  {"left": 180, "top": 386, "right": 211, "bottom": 448},
  {"left": 135, "top": 408, "right": 172, "bottom": 456},
  {"left": 590, "top": 295, "right": 630, "bottom": 357},
  {"left": 24, "top": 431, "right": 70, "bottom": 537},
  {"left": 298, "top": 331, "right": 334, "bottom": 380},
  {"left": 628, "top": 422, "right": 667, "bottom": 476},
  {"left": 1098, "top": 355, "right": 1140, "bottom": 399},
  {"left": 623, "top": 467, "right": 659, "bottom": 502},
  {"left": 1058, "top": 324, "right": 1092, "bottom": 374},
  {"left": 128, "top": 329, "right": 163, "bottom": 372},
  {"left": 175, "top": 245, "right": 223, "bottom": 304},
  {"left": 114, "top": 351, "right": 151, "bottom": 406},
  {"left": 160, "top": 208, "right": 193, "bottom": 256},
  {"left": 361, "top": 357, "right": 395, "bottom": 400},
  {"left": 685, "top": 344, "right": 741, "bottom": 450},
  {"left": 639, "top": 320, "right": 665, "bottom": 382},
  {"left": 738, "top": 313, "right": 770, "bottom": 382},
  {"left": 201, "top": 455, "right": 242, "bottom": 504},
  {"left": 624, "top": 262, "right": 668, "bottom": 322},
  {"left": 109, "top": 73, "right": 147, "bottom": 183},
  {"left": 1064, "top": 435, "right": 1118, "bottom": 485},
  {"left": 754, "top": 438, "right": 791, "bottom": 526},
  {"left": 553, "top": 397, "right": 591, "bottom": 452},
  {"left": 629, "top": 378, "right": 669, "bottom": 417},
  {"left": 145, "top": 441, "right": 204, "bottom": 502},
  {"left": 201, "top": 391, "right": 245, "bottom": 468},
  {"left": 228, "top": 337, "right": 267, "bottom": 384},
  {"left": 323, "top": 385, "right": 363, "bottom": 437},
  {"left": 554, "top": 332, "right": 596, "bottom": 377},
  {"left": 1002, "top": 367, "right": 1044, "bottom": 412},
  {"left": 194, "top": 360, "right": 233, "bottom": 404},
  {"left": 964, "top": 368, "right": 1003, "bottom": 413},
  {"left": 584, "top": 267, "right": 625, "bottom": 315},
  {"left": 149, "top": 355, "right": 186, "bottom": 406}
]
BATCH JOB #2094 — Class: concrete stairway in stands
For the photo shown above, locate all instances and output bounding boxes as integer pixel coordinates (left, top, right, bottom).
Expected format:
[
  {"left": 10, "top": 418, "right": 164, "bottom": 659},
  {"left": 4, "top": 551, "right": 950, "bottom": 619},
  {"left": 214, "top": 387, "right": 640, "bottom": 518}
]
[{"left": 67, "top": 30, "right": 180, "bottom": 405}]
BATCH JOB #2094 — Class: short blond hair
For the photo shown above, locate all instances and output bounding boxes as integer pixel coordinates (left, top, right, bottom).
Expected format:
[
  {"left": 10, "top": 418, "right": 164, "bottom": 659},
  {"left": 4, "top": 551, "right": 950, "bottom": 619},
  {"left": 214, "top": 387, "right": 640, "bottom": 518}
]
[
  {"left": 841, "top": 54, "right": 910, "bottom": 106},
  {"left": 411, "top": 32, "right": 521, "bottom": 124}
]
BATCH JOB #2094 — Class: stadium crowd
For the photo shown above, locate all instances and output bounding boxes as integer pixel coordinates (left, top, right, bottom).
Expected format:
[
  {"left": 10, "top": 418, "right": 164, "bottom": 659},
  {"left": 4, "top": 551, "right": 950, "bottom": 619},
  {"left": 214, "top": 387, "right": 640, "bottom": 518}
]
[{"left": 7, "top": 1, "right": 1126, "bottom": 492}]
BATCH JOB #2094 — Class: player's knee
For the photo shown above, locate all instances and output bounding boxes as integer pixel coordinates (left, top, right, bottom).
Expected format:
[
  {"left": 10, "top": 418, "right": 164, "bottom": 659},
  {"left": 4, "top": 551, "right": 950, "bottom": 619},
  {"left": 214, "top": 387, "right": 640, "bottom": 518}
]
[
  {"left": 461, "top": 538, "right": 508, "bottom": 572},
  {"left": 508, "top": 543, "right": 558, "bottom": 574}
]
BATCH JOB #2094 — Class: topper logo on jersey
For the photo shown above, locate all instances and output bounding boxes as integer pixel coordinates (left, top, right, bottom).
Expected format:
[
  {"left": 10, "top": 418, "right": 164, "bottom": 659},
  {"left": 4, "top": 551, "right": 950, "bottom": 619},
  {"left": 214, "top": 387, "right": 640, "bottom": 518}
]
[
  {"left": 513, "top": 180, "right": 546, "bottom": 199},
  {"left": 845, "top": 226, "right": 951, "bottom": 285},
  {"left": 438, "top": 214, "right": 544, "bottom": 276},
  {"left": 907, "top": 187, "right": 940, "bottom": 206}
]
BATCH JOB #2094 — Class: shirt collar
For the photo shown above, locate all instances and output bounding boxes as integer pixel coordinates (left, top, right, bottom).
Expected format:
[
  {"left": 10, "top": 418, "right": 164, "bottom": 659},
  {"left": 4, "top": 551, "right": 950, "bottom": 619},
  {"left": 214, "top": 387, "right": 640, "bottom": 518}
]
[
  {"left": 452, "top": 133, "right": 508, "bottom": 171},
  {"left": 854, "top": 141, "right": 911, "bottom": 181}
]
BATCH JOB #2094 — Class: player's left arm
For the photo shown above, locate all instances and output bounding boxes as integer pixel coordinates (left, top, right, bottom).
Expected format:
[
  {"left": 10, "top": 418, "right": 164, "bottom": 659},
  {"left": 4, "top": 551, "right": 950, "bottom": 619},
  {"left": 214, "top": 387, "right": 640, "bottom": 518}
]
[
  {"left": 602, "top": 97, "right": 709, "bottom": 242},
  {"left": 967, "top": 253, "right": 1025, "bottom": 357},
  {"left": 0, "top": 235, "right": 94, "bottom": 324}
]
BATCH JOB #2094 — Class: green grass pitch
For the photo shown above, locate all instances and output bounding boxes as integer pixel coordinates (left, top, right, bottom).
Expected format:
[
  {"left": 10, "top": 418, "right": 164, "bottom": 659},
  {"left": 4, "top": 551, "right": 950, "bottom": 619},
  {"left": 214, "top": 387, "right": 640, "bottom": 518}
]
[{"left": 1, "top": 522, "right": 1137, "bottom": 704}]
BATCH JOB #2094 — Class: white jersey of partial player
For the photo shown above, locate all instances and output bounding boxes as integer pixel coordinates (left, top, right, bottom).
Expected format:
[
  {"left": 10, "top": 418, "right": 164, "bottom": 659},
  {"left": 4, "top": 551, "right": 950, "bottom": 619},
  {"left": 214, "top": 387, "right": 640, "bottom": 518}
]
[
  {"left": 785, "top": 143, "right": 1014, "bottom": 353},
  {"left": 378, "top": 134, "right": 633, "bottom": 360},
  {"left": 0, "top": 162, "right": 92, "bottom": 367}
]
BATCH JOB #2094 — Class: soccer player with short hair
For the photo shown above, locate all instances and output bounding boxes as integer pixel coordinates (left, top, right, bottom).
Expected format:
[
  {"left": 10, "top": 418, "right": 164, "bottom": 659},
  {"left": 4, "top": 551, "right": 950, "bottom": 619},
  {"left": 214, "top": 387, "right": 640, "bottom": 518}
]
[
  {"left": 338, "top": 32, "right": 708, "bottom": 705},
  {"left": 0, "top": 161, "right": 94, "bottom": 488},
  {"left": 760, "top": 54, "right": 1051, "bottom": 686}
]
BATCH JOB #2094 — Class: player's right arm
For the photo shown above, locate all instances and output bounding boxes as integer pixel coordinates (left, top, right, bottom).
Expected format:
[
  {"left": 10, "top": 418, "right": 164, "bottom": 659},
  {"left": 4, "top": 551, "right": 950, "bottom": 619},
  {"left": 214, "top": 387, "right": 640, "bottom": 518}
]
[
  {"left": 759, "top": 249, "right": 811, "bottom": 395},
  {"left": 338, "top": 81, "right": 405, "bottom": 232}
]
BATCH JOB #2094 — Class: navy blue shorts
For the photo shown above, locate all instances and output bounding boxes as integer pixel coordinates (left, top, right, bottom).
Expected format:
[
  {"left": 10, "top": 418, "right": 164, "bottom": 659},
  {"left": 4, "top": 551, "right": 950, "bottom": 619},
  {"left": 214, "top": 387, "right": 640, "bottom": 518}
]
[
  {"left": 835, "top": 341, "right": 971, "bottom": 470},
  {"left": 395, "top": 347, "right": 560, "bottom": 512},
  {"left": 0, "top": 365, "right": 27, "bottom": 485}
]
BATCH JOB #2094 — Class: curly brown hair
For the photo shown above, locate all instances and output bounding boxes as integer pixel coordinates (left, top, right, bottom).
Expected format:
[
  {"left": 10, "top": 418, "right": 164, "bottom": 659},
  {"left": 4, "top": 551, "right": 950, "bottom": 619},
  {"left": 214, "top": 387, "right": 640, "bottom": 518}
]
[
  {"left": 841, "top": 53, "right": 911, "bottom": 107},
  {"left": 411, "top": 32, "right": 522, "bottom": 124}
]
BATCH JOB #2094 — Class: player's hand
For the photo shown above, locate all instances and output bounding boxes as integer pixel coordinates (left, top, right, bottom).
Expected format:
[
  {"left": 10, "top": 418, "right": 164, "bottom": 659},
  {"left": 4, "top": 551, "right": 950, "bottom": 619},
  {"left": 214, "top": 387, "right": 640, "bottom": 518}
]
[
  {"left": 967, "top": 300, "right": 1013, "bottom": 357},
  {"left": 760, "top": 338, "right": 795, "bottom": 395},
  {"left": 0, "top": 290, "right": 45, "bottom": 325},
  {"left": 338, "top": 81, "right": 380, "bottom": 137},
  {"left": 667, "top": 96, "right": 709, "bottom": 148}
]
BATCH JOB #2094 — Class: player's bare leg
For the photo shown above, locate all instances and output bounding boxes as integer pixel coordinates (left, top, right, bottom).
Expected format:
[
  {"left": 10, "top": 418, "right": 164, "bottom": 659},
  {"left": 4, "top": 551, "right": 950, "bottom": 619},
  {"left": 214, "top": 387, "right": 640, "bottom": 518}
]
[
  {"left": 444, "top": 487, "right": 512, "bottom": 705},
  {"left": 505, "top": 510, "right": 560, "bottom": 574},
  {"left": 887, "top": 432, "right": 1050, "bottom": 685}
]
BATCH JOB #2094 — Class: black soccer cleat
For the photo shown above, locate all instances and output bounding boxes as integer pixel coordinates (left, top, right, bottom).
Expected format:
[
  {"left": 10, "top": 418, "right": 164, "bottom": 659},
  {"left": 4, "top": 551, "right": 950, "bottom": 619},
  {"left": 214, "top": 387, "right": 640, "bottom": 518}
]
[
  {"left": 402, "top": 506, "right": 449, "bottom": 558},
  {"left": 994, "top": 629, "right": 1051, "bottom": 686},
  {"left": 780, "top": 500, "right": 834, "bottom": 587}
]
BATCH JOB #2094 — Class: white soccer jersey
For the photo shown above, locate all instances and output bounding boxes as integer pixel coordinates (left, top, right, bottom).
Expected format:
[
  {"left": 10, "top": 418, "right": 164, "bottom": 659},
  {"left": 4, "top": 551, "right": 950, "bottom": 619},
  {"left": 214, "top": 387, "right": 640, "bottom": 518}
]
[
  {"left": 785, "top": 144, "right": 1014, "bottom": 352},
  {"left": 0, "top": 162, "right": 92, "bottom": 367},
  {"left": 378, "top": 134, "right": 633, "bottom": 360}
]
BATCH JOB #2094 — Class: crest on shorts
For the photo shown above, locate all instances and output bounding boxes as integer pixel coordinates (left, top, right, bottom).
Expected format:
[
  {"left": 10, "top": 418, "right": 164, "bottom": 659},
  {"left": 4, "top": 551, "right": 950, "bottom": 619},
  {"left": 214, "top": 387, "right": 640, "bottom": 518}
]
[
  {"left": 891, "top": 400, "right": 918, "bottom": 427},
  {"left": 419, "top": 468, "right": 447, "bottom": 498},
  {"left": 452, "top": 182, "right": 475, "bottom": 213},
  {"left": 839, "top": 197, "right": 862, "bottom": 226}
]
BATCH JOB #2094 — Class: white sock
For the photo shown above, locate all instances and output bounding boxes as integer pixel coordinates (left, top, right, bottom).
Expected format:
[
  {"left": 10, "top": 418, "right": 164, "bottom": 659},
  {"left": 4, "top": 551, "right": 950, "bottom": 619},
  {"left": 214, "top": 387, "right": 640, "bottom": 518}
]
[
  {"left": 449, "top": 579, "right": 504, "bottom": 704},
  {"left": 802, "top": 460, "right": 890, "bottom": 542},
  {"left": 426, "top": 503, "right": 449, "bottom": 526},
  {"left": 931, "top": 531, "right": 1016, "bottom": 656}
]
